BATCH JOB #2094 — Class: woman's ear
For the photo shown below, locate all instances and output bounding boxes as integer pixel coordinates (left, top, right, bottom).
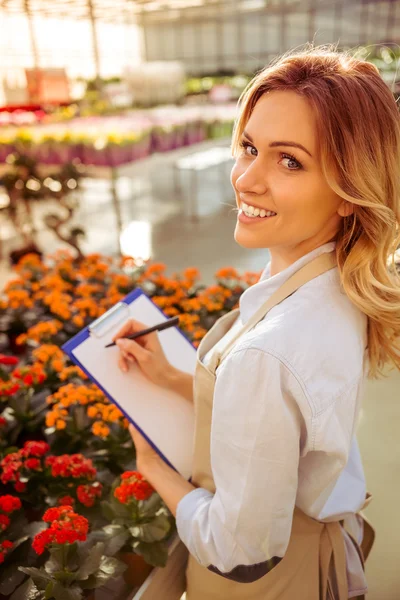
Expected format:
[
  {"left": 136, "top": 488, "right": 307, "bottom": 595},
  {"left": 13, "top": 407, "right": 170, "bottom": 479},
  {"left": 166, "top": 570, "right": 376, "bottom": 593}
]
[{"left": 338, "top": 200, "right": 355, "bottom": 217}]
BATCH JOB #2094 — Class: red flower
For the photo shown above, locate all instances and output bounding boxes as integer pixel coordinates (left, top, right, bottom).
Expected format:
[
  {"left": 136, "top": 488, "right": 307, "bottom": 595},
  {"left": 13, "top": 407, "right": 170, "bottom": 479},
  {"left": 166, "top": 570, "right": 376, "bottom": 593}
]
[
  {"left": 76, "top": 482, "right": 102, "bottom": 507},
  {"left": 14, "top": 481, "right": 27, "bottom": 493},
  {"left": 23, "top": 374, "right": 34, "bottom": 386},
  {"left": 25, "top": 458, "right": 41, "bottom": 470},
  {"left": 0, "top": 495, "right": 21, "bottom": 513},
  {"left": 0, "top": 514, "right": 10, "bottom": 531},
  {"left": 58, "top": 495, "right": 75, "bottom": 506},
  {"left": 0, "top": 355, "right": 19, "bottom": 366},
  {"left": 43, "top": 506, "right": 72, "bottom": 523},
  {"left": 114, "top": 471, "right": 154, "bottom": 504},
  {"left": 32, "top": 506, "right": 89, "bottom": 555},
  {"left": 0, "top": 417, "right": 6, "bottom": 427},
  {"left": 21, "top": 441, "right": 49, "bottom": 458},
  {"left": 0, "top": 540, "right": 13, "bottom": 564},
  {"left": 45, "top": 454, "right": 96, "bottom": 480}
]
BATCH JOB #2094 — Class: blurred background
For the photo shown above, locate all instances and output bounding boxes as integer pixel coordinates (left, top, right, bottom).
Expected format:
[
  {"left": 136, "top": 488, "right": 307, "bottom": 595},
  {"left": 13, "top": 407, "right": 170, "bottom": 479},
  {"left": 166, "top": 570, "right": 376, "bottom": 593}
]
[{"left": 0, "top": 2, "right": 399, "bottom": 599}]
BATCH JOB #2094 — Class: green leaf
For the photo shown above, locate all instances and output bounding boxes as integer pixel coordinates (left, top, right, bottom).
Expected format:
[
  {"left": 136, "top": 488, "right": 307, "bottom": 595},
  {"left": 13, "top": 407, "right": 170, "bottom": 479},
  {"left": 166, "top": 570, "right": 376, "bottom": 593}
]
[
  {"left": 9, "top": 579, "right": 40, "bottom": 600},
  {"left": 51, "top": 582, "right": 83, "bottom": 600},
  {"left": 100, "top": 500, "right": 117, "bottom": 522},
  {"left": 44, "top": 581, "right": 54, "bottom": 600},
  {"left": 0, "top": 562, "right": 26, "bottom": 595},
  {"left": 102, "top": 525, "right": 130, "bottom": 555},
  {"left": 133, "top": 541, "right": 169, "bottom": 567},
  {"left": 129, "top": 514, "right": 171, "bottom": 543},
  {"left": 76, "top": 542, "right": 104, "bottom": 579},
  {"left": 45, "top": 548, "right": 64, "bottom": 574},
  {"left": 18, "top": 567, "right": 53, "bottom": 589},
  {"left": 98, "top": 555, "right": 127, "bottom": 577},
  {"left": 139, "top": 493, "right": 162, "bottom": 517}
]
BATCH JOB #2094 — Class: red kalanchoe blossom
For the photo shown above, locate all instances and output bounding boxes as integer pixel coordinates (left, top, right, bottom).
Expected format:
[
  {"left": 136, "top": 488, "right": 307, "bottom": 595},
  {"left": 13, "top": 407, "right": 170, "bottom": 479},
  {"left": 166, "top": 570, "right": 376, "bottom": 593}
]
[
  {"left": 58, "top": 495, "right": 75, "bottom": 506},
  {"left": 0, "top": 381, "right": 20, "bottom": 397},
  {"left": 21, "top": 441, "right": 50, "bottom": 458},
  {"left": 0, "top": 354, "right": 19, "bottom": 366},
  {"left": 114, "top": 471, "right": 154, "bottom": 504},
  {"left": 14, "top": 481, "right": 27, "bottom": 493},
  {"left": 0, "top": 452, "right": 23, "bottom": 485},
  {"left": 24, "top": 458, "right": 41, "bottom": 470},
  {"left": 0, "top": 495, "right": 22, "bottom": 513},
  {"left": 0, "top": 514, "right": 10, "bottom": 531},
  {"left": 0, "top": 540, "right": 13, "bottom": 564},
  {"left": 76, "top": 482, "right": 103, "bottom": 507},
  {"left": 32, "top": 506, "right": 89, "bottom": 555},
  {"left": 45, "top": 454, "right": 96, "bottom": 480}
]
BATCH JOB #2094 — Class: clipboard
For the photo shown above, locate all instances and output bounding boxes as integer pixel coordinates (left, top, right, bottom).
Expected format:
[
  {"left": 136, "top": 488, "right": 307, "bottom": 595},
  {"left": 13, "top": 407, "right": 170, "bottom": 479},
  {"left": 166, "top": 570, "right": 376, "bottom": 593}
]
[{"left": 62, "top": 288, "right": 197, "bottom": 480}]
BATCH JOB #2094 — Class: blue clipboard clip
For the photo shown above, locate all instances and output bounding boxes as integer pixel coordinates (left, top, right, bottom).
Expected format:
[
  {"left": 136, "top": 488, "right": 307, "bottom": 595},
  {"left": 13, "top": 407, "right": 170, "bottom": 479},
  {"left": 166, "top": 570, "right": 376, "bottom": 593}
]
[{"left": 88, "top": 301, "right": 130, "bottom": 338}]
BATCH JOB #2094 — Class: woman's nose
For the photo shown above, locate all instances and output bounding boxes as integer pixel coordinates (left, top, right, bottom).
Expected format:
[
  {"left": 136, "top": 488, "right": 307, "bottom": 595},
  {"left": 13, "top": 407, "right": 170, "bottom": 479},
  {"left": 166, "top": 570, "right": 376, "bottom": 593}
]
[{"left": 233, "top": 162, "right": 268, "bottom": 195}]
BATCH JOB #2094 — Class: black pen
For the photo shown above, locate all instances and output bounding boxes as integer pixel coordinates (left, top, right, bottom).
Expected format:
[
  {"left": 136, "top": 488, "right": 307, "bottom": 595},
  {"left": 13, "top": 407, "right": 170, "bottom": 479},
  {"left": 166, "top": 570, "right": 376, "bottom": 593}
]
[{"left": 105, "top": 316, "right": 180, "bottom": 348}]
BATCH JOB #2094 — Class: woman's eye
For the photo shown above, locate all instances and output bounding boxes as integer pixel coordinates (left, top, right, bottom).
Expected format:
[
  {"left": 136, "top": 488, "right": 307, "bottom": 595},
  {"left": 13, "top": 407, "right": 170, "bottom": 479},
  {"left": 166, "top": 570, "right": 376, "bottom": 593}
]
[
  {"left": 239, "top": 140, "right": 257, "bottom": 156},
  {"left": 281, "top": 153, "right": 302, "bottom": 171}
]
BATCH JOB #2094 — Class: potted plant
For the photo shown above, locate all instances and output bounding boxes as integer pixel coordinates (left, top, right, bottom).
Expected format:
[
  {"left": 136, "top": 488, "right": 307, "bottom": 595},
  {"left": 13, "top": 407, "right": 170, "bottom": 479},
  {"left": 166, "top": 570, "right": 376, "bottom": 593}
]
[
  {"left": 100, "top": 470, "right": 174, "bottom": 588},
  {"left": 19, "top": 505, "right": 126, "bottom": 600}
]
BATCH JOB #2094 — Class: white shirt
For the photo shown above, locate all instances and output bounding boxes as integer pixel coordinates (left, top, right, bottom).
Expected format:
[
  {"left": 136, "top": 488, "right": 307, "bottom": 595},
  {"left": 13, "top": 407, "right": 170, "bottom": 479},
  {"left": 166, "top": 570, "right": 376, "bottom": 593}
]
[{"left": 176, "top": 242, "right": 368, "bottom": 596}]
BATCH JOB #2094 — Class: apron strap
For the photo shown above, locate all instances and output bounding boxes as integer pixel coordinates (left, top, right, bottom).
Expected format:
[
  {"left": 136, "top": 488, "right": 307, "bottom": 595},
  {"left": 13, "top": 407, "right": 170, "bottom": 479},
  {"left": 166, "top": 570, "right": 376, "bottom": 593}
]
[
  {"left": 320, "top": 522, "right": 349, "bottom": 600},
  {"left": 210, "top": 251, "right": 337, "bottom": 372}
]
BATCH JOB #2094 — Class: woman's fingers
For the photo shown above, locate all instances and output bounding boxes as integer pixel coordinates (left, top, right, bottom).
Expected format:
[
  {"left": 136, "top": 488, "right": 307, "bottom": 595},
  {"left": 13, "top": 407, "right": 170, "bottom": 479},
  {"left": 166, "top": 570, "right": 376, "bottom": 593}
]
[{"left": 112, "top": 318, "right": 149, "bottom": 343}]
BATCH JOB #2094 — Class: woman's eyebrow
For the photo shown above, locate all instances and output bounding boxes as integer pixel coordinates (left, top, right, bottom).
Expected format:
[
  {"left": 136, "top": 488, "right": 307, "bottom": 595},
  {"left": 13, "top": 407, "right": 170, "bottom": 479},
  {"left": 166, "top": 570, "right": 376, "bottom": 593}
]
[{"left": 242, "top": 129, "right": 313, "bottom": 158}]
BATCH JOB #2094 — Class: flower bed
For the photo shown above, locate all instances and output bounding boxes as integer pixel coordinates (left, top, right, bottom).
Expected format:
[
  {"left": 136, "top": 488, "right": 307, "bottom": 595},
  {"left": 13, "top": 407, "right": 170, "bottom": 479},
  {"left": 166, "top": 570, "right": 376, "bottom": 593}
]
[
  {"left": 0, "top": 105, "right": 238, "bottom": 167},
  {"left": 0, "top": 251, "right": 262, "bottom": 600}
]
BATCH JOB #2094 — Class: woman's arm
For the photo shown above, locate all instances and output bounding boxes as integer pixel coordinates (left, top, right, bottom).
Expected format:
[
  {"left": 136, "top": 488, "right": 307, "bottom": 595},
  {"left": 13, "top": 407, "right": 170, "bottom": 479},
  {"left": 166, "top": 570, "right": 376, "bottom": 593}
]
[{"left": 166, "top": 367, "right": 194, "bottom": 403}]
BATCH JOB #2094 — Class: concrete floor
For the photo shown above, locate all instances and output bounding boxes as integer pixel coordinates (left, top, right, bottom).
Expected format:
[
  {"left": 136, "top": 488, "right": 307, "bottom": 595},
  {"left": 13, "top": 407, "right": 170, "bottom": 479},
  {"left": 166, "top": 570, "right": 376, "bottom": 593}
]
[{"left": 0, "top": 139, "right": 399, "bottom": 598}]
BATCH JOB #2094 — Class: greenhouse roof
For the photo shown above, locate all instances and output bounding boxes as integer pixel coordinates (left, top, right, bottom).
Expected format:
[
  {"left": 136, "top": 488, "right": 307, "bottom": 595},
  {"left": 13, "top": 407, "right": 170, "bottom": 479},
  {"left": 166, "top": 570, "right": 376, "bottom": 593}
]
[{"left": 0, "top": 0, "right": 236, "bottom": 21}]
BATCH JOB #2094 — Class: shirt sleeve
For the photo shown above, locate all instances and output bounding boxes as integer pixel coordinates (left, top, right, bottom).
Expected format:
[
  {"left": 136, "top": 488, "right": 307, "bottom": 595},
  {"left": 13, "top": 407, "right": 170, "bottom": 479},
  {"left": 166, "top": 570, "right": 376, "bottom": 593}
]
[{"left": 176, "top": 347, "right": 306, "bottom": 577}]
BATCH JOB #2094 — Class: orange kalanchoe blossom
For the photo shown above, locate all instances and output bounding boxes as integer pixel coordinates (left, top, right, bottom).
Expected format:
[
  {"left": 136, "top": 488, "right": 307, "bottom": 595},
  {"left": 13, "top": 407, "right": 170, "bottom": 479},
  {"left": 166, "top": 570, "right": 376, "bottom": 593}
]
[
  {"left": 16, "top": 320, "right": 63, "bottom": 346},
  {"left": 58, "top": 366, "right": 88, "bottom": 382},
  {"left": 32, "top": 345, "right": 65, "bottom": 373},
  {"left": 3, "top": 290, "right": 34, "bottom": 310},
  {"left": 91, "top": 421, "right": 110, "bottom": 438},
  {"left": 46, "top": 405, "right": 68, "bottom": 430},
  {"left": 47, "top": 383, "right": 105, "bottom": 409},
  {"left": 74, "top": 283, "right": 102, "bottom": 297},
  {"left": 72, "top": 298, "right": 104, "bottom": 320}
]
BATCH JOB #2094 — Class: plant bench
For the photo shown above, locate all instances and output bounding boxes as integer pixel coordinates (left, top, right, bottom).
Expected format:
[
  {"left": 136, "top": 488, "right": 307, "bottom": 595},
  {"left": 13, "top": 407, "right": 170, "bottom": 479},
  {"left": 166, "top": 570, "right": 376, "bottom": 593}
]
[{"left": 173, "top": 146, "right": 234, "bottom": 221}]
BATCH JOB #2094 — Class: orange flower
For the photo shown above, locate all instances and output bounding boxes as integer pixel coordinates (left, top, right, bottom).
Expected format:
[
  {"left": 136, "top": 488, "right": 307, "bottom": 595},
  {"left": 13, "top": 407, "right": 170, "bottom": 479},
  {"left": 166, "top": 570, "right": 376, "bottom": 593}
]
[
  {"left": 91, "top": 421, "right": 110, "bottom": 438},
  {"left": 58, "top": 366, "right": 87, "bottom": 382},
  {"left": 145, "top": 263, "right": 166, "bottom": 276},
  {"left": 184, "top": 267, "right": 200, "bottom": 281},
  {"left": 215, "top": 267, "right": 239, "bottom": 279}
]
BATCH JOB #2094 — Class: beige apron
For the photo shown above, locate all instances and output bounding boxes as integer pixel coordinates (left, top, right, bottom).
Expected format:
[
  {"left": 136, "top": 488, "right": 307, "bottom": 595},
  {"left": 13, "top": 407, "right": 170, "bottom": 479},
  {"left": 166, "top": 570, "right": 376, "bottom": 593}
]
[{"left": 185, "top": 251, "right": 375, "bottom": 600}]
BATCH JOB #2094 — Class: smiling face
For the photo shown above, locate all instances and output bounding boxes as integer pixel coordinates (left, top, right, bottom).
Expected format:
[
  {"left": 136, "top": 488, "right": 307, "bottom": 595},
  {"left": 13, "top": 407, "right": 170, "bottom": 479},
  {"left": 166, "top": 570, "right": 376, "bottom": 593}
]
[{"left": 231, "top": 90, "right": 352, "bottom": 273}]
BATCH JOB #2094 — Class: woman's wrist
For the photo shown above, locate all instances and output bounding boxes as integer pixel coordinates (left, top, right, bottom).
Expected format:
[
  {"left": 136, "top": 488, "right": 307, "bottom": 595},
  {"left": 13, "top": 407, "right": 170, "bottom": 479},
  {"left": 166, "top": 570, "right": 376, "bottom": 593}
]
[{"left": 166, "top": 367, "right": 194, "bottom": 403}]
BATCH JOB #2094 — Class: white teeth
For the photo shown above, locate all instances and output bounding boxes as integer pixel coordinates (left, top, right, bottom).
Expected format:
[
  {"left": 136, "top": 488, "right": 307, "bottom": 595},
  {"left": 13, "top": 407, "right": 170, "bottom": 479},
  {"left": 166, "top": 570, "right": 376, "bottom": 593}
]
[{"left": 241, "top": 202, "right": 276, "bottom": 218}]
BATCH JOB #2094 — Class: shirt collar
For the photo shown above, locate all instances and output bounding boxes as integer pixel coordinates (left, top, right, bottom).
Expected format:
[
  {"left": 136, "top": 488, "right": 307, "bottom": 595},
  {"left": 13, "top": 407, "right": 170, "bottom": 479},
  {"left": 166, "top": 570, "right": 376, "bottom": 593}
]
[{"left": 239, "top": 241, "right": 337, "bottom": 325}]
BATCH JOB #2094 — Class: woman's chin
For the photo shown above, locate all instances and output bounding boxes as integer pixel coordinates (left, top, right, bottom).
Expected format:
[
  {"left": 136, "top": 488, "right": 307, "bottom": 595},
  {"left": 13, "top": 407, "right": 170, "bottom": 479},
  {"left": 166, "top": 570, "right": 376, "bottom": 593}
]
[{"left": 234, "top": 227, "right": 270, "bottom": 249}]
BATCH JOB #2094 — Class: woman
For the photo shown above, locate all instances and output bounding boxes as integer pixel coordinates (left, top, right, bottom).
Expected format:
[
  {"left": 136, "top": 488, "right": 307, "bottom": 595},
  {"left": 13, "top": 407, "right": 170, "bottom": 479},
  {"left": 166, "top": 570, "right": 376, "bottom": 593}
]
[{"left": 114, "top": 45, "right": 400, "bottom": 599}]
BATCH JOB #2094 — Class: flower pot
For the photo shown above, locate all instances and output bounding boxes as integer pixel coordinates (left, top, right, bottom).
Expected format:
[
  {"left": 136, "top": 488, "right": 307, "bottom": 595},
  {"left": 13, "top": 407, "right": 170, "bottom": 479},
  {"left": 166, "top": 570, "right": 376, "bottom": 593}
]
[{"left": 117, "top": 551, "right": 154, "bottom": 588}]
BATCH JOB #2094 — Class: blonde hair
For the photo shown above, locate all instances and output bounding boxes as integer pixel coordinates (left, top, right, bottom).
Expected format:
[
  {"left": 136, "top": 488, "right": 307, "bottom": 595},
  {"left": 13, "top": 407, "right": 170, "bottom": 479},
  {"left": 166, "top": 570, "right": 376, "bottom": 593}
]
[{"left": 231, "top": 43, "right": 400, "bottom": 379}]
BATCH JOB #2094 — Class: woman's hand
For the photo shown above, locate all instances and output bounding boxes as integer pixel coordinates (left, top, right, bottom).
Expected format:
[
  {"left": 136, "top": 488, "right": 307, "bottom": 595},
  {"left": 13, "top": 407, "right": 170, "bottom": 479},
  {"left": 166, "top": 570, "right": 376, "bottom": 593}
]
[{"left": 113, "top": 318, "right": 176, "bottom": 389}]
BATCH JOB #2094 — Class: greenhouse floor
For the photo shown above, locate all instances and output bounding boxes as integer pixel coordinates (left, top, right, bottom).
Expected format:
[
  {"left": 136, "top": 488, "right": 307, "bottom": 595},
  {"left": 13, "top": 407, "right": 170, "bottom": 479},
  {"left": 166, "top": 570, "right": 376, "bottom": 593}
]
[{"left": 0, "top": 139, "right": 398, "bottom": 599}]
